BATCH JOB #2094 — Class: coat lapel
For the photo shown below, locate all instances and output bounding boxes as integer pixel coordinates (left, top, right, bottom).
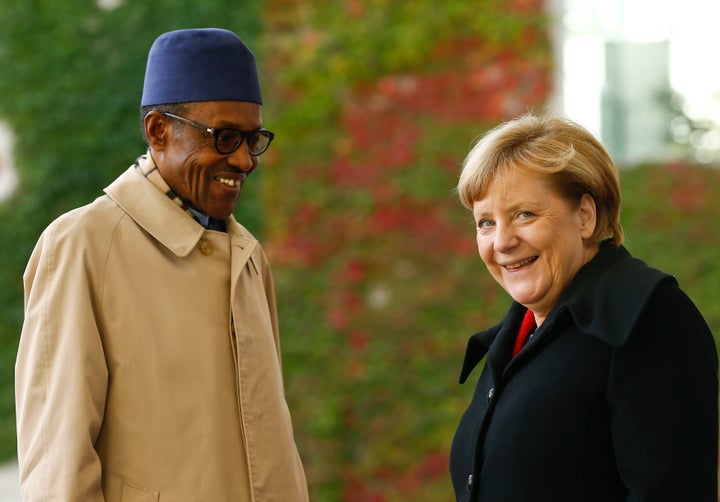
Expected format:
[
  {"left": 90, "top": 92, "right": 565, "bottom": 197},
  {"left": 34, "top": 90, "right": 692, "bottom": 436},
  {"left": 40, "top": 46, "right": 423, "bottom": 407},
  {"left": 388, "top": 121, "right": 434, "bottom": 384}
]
[
  {"left": 104, "top": 166, "right": 205, "bottom": 257},
  {"left": 459, "top": 302, "right": 527, "bottom": 384}
]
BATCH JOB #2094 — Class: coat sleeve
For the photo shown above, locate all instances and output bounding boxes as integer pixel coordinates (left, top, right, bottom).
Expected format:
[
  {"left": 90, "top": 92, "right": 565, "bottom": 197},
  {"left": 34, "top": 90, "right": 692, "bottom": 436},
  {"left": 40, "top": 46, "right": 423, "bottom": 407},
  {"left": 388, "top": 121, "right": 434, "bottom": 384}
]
[
  {"left": 15, "top": 219, "right": 108, "bottom": 501},
  {"left": 607, "top": 279, "right": 718, "bottom": 501}
]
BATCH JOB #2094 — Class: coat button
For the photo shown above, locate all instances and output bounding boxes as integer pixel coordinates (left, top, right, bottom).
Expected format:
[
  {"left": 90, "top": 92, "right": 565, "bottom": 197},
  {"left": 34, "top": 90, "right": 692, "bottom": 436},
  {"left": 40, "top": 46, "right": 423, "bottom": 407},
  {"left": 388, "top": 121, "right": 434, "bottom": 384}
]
[
  {"left": 466, "top": 474, "right": 473, "bottom": 492},
  {"left": 487, "top": 387, "right": 494, "bottom": 401},
  {"left": 199, "top": 240, "right": 214, "bottom": 255}
]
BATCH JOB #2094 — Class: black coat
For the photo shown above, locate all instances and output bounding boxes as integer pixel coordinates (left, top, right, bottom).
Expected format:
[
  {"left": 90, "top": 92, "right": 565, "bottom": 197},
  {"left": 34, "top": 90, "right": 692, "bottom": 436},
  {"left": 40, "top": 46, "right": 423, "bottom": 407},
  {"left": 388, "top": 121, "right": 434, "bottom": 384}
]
[{"left": 450, "top": 243, "right": 718, "bottom": 501}]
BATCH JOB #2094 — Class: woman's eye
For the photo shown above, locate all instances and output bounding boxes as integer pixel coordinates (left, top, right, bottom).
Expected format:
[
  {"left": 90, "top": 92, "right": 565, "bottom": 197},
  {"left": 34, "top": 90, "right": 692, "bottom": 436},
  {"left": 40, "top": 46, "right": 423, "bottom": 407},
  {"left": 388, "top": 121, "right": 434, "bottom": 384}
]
[
  {"left": 476, "top": 219, "right": 494, "bottom": 230},
  {"left": 519, "top": 211, "right": 534, "bottom": 219}
]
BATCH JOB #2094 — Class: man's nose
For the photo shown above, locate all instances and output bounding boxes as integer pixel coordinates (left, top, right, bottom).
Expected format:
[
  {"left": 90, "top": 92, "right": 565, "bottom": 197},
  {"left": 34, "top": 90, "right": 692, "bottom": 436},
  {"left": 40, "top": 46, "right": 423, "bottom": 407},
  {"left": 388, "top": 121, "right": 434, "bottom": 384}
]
[{"left": 227, "top": 141, "right": 256, "bottom": 172}]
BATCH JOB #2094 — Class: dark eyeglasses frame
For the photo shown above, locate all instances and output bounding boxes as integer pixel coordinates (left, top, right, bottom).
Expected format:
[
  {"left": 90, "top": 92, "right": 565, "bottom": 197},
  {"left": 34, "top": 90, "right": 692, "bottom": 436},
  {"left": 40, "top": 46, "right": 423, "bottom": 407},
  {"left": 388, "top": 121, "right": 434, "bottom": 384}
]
[{"left": 160, "top": 112, "right": 275, "bottom": 157}]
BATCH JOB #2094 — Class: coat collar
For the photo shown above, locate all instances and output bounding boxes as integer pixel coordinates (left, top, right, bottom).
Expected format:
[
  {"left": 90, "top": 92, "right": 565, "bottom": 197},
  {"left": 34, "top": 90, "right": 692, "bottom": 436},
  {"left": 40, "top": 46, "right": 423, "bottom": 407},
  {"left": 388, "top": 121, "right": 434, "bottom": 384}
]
[
  {"left": 458, "top": 242, "right": 675, "bottom": 383},
  {"left": 556, "top": 241, "right": 675, "bottom": 345},
  {"left": 459, "top": 302, "right": 526, "bottom": 384},
  {"left": 104, "top": 161, "right": 258, "bottom": 258}
]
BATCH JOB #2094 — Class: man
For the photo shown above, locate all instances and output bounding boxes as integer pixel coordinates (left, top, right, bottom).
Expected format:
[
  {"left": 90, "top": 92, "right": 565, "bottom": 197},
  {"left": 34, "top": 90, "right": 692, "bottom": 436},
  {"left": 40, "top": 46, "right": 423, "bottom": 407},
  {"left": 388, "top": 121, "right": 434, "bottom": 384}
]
[{"left": 15, "top": 28, "right": 309, "bottom": 501}]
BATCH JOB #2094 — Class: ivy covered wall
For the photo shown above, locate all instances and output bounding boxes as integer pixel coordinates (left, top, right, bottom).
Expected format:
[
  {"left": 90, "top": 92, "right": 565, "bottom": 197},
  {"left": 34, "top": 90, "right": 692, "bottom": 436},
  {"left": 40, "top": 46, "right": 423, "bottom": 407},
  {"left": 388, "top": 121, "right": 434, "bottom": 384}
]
[
  {"left": 260, "top": 2, "right": 552, "bottom": 499},
  {"left": 2, "top": 2, "right": 716, "bottom": 501},
  {"left": 0, "top": 0, "right": 265, "bottom": 465}
]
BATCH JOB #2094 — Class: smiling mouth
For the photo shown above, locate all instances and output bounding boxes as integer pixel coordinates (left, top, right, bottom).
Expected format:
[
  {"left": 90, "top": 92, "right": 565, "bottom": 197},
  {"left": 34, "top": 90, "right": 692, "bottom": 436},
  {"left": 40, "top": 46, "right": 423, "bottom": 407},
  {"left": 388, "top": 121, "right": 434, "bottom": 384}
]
[
  {"left": 215, "top": 176, "right": 240, "bottom": 187},
  {"left": 504, "top": 256, "right": 538, "bottom": 270}
]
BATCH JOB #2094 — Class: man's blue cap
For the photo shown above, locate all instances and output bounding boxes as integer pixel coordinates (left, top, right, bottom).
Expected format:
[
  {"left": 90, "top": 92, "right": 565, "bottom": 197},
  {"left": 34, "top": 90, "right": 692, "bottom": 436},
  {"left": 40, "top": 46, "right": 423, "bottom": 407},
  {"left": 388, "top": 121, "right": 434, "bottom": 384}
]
[{"left": 141, "top": 28, "right": 262, "bottom": 107}]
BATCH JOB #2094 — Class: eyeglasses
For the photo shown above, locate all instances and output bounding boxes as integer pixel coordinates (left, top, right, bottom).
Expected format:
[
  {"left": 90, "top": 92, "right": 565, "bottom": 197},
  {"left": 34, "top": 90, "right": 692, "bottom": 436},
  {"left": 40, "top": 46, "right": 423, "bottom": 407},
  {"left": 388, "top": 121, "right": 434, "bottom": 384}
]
[{"left": 161, "top": 112, "right": 275, "bottom": 157}]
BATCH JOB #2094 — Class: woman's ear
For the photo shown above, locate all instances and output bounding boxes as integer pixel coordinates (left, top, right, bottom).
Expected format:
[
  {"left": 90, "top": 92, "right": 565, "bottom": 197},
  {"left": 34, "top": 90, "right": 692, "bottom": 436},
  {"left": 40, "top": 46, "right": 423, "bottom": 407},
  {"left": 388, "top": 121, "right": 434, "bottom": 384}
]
[
  {"left": 144, "top": 111, "right": 170, "bottom": 151},
  {"left": 578, "top": 193, "right": 597, "bottom": 239}
]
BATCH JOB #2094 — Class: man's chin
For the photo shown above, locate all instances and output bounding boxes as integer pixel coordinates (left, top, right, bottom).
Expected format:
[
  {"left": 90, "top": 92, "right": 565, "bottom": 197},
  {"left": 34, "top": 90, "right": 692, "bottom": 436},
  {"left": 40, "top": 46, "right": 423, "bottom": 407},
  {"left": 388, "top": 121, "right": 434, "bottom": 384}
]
[{"left": 204, "top": 202, "right": 237, "bottom": 221}]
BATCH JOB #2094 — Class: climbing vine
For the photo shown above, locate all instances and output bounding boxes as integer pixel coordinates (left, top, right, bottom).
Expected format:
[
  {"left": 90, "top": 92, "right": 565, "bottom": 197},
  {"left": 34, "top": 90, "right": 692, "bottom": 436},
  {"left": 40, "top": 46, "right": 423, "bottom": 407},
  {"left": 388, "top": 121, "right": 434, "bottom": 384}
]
[{"left": 261, "top": 2, "right": 551, "bottom": 500}]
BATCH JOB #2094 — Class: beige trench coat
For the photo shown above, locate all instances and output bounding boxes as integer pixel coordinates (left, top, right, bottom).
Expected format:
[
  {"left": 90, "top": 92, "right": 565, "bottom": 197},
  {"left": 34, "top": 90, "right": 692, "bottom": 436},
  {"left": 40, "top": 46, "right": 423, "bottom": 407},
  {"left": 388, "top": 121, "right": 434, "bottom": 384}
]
[{"left": 15, "top": 163, "right": 309, "bottom": 501}]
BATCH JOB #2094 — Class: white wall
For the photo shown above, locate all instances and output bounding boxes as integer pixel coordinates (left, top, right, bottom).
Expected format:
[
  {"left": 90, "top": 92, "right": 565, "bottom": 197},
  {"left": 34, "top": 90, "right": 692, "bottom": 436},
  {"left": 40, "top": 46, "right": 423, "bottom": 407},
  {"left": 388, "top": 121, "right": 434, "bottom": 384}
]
[{"left": 0, "top": 122, "right": 17, "bottom": 203}]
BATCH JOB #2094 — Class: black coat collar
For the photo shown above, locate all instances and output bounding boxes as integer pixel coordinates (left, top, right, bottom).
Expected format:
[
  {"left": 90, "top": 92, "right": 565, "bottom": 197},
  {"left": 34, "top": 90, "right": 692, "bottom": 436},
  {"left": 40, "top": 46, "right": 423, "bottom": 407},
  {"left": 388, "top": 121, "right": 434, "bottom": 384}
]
[{"left": 459, "top": 242, "right": 675, "bottom": 383}]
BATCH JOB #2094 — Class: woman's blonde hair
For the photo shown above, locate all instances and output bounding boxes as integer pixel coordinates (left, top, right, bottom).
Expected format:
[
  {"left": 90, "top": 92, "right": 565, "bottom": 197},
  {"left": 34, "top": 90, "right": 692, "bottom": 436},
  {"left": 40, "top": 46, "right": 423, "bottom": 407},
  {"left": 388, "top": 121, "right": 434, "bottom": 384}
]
[{"left": 457, "top": 113, "right": 623, "bottom": 245}]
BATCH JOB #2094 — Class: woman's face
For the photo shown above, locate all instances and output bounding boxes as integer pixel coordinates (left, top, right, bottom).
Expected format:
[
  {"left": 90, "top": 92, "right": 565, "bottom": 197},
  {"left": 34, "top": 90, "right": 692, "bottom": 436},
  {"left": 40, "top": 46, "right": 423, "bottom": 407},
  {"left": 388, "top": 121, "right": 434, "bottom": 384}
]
[{"left": 472, "top": 169, "right": 598, "bottom": 325}]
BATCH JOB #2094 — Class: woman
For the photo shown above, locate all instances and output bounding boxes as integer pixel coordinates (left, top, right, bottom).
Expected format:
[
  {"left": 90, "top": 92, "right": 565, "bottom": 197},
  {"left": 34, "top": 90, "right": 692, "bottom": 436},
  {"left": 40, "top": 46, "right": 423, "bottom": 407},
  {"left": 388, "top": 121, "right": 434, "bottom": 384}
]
[{"left": 450, "top": 113, "right": 718, "bottom": 501}]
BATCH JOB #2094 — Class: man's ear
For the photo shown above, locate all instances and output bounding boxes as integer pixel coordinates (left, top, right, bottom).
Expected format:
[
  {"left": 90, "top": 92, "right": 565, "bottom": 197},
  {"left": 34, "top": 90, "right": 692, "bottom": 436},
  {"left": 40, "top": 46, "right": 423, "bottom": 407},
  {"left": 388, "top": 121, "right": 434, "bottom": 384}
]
[
  {"left": 578, "top": 193, "right": 597, "bottom": 239},
  {"left": 144, "top": 111, "right": 170, "bottom": 151}
]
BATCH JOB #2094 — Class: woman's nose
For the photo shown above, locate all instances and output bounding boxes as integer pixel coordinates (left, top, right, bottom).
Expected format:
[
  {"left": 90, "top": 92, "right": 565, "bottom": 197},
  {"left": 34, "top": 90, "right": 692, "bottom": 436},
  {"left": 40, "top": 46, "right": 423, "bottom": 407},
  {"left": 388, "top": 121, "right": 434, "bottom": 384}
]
[{"left": 493, "top": 223, "right": 518, "bottom": 252}]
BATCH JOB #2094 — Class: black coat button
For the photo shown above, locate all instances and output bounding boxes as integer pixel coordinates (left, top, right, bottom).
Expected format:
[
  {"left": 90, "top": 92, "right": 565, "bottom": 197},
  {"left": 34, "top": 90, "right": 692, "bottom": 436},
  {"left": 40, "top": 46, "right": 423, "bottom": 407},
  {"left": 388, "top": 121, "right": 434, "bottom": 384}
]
[
  {"left": 466, "top": 474, "right": 473, "bottom": 492},
  {"left": 487, "top": 387, "right": 494, "bottom": 401}
]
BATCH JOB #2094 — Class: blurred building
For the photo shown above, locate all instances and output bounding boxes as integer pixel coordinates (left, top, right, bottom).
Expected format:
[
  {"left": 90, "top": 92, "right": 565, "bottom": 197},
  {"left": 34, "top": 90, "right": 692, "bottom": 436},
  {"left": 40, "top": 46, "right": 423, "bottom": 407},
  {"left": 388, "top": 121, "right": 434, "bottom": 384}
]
[
  {"left": 601, "top": 40, "right": 671, "bottom": 165},
  {"left": 552, "top": 0, "right": 720, "bottom": 166}
]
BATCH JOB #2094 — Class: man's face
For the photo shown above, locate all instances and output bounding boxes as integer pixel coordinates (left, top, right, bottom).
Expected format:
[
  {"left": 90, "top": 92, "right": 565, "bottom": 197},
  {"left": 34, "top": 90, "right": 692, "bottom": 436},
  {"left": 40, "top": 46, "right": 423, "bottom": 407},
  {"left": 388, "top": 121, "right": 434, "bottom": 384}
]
[{"left": 154, "top": 100, "right": 263, "bottom": 220}]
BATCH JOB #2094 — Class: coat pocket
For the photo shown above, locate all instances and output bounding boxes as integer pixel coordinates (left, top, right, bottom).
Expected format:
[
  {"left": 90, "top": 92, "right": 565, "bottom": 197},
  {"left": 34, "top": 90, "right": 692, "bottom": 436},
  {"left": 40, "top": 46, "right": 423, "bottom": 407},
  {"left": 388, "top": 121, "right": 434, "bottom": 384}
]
[{"left": 121, "top": 480, "right": 159, "bottom": 502}]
